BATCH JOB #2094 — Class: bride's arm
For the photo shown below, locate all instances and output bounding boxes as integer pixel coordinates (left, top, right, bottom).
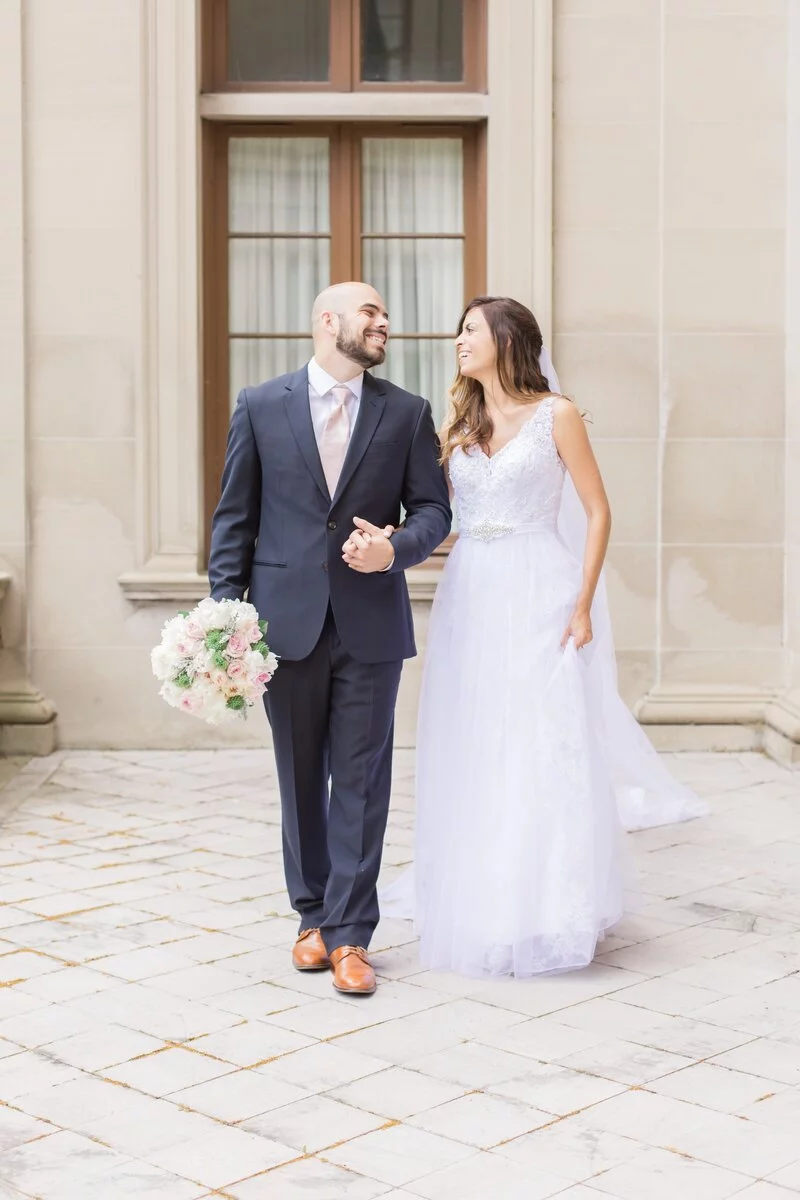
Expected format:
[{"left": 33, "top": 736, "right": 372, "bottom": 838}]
[{"left": 552, "top": 397, "right": 611, "bottom": 648}]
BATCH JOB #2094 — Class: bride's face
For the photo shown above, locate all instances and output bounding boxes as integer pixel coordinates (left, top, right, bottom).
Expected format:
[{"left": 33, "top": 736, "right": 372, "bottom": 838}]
[{"left": 455, "top": 307, "right": 496, "bottom": 378}]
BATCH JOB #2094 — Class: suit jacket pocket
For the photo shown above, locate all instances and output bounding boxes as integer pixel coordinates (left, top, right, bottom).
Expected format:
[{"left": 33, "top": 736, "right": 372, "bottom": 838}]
[{"left": 252, "top": 559, "right": 287, "bottom": 568}]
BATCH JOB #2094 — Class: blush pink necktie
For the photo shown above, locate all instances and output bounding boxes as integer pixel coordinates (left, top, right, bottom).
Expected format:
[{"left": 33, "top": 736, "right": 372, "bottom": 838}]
[{"left": 319, "top": 384, "right": 352, "bottom": 497}]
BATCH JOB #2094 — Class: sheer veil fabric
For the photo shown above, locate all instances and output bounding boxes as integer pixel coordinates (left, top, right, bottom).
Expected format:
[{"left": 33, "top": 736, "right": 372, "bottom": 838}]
[{"left": 380, "top": 348, "right": 706, "bottom": 977}]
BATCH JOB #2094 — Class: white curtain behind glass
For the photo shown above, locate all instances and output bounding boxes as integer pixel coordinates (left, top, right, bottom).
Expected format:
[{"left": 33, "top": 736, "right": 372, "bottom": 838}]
[
  {"left": 363, "top": 138, "right": 463, "bottom": 429},
  {"left": 227, "top": 135, "right": 465, "bottom": 427},
  {"left": 228, "top": 138, "right": 329, "bottom": 406}
]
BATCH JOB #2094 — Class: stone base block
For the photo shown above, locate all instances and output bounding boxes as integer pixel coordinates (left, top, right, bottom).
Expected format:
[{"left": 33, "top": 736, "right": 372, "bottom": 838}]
[{"left": 0, "top": 718, "right": 57, "bottom": 756}]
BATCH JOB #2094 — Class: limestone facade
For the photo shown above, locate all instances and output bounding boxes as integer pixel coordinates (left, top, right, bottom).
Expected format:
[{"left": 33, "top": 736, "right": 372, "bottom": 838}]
[{"left": 0, "top": 0, "right": 797, "bottom": 760}]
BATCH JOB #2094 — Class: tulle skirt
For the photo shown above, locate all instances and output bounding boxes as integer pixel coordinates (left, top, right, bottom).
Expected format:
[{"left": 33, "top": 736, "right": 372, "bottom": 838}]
[{"left": 381, "top": 528, "right": 706, "bottom": 978}]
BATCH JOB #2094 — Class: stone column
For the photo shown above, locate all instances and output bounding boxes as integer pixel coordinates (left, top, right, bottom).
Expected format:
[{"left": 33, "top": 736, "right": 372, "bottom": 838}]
[
  {"left": 0, "top": 1, "right": 56, "bottom": 753},
  {"left": 764, "top": 0, "right": 800, "bottom": 765}
]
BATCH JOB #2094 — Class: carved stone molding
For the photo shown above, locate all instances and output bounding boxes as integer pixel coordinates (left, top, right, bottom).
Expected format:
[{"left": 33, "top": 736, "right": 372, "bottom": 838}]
[{"left": 119, "top": 0, "right": 202, "bottom": 597}]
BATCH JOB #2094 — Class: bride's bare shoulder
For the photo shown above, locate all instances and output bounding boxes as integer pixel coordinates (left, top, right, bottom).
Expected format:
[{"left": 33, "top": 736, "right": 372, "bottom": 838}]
[{"left": 550, "top": 394, "right": 581, "bottom": 422}]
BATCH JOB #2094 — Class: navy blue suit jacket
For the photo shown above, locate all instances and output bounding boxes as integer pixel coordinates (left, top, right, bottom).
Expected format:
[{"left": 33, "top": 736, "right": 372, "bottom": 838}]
[{"left": 208, "top": 365, "right": 452, "bottom": 662}]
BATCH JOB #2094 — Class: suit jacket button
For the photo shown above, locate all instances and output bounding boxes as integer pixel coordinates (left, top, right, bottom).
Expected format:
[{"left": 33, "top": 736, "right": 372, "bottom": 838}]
[
  {"left": 322, "top": 562, "right": 328, "bottom": 572},
  {"left": 327, "top": 520, "right": 337, "bottom": 530}
]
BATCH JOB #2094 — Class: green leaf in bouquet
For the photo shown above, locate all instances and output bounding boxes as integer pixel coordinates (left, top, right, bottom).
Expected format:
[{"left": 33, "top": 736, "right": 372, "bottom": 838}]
[
  {"left": 212, "top": 649, "right": 228, "bottom": 670},
  {"left": 226, "top": 695, "right": 246, "bottom": 711},
  {"left": 253, "top": 640, "right": 270, "bottom": 658},
  {"left": 205, "top": 629, "right": 225, "bottom": 649},
  {"left": 177, "top": 610, "right": 190, "bottom": 618},
  {"left": 258, "top": 619, "right": 268, "bottom": 634},
  {"left": 174, "top": 670, "right": 192, "bottom": 689}
]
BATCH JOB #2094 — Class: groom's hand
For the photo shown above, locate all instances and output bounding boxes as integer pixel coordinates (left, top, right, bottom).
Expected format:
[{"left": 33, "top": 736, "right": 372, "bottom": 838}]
[{"left": 342, "top": 517, "right": 395, "bottom": 573}]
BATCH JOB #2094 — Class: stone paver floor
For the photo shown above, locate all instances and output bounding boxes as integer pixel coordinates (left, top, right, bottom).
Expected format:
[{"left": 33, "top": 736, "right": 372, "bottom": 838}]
[{"left": 0, "top": 749, "right": 799, "bottom": 1199}]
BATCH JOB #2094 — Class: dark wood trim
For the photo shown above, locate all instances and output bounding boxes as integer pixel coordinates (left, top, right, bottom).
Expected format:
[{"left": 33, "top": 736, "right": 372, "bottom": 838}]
[
  {"left": 463, "top": 122, "right": 485, "bottom": 301},
  {"left": 350, "top": 126, "right": 363, "bottom": 280},
  {"left": 330, "top": 125, "right": 354, "bottom": 280},
  {"left": 200, "top": 0, "right": 217, "bottom": 92},
  {"left": 330, "top": 0, "right": 354, "bottom": 90},
  {"left": 217, "top": 122, "right": 338, "bottom": 139},
  {"left": 463, "top": 0, "right": 487, "bottom": 92},
  {"left": 361, "top": 232, "right": 465, "bottom": 240},
  {"left": 228, "top": 232, "right": 331, "bottom": 240},
  {"left": 202, "top": 123, "right": 232, "bottom": 560}
]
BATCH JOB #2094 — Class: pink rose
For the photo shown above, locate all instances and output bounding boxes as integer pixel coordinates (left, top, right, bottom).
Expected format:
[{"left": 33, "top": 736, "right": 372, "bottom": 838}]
[
  {"left": 240, "top": 622, "right": 261, "bottom": 645},
  {"left": 179, "top": 692, "right": 201, "bottom": 713},
  {"left": 186, "top": 619, "right": 204, "bottom": 641},
  {"left": 226, "top": 633, "right": 248, "bottom": 658},
  {"left": 227, "top": 660, "right": 247, "bottom": 680}
]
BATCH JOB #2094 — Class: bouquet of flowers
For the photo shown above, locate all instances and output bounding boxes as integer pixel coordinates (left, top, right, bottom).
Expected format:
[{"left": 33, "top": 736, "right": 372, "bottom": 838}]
[{"left": 151, "top": 597, "right": 278, "bottom": 725}]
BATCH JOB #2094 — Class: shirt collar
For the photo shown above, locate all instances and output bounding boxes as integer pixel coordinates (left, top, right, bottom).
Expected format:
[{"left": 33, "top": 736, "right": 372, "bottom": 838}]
[{"left": 308, "top": 357, "right": 364, "bottom": 403}]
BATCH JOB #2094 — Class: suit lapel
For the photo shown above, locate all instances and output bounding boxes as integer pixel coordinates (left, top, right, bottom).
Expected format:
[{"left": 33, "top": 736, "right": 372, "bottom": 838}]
[
  {"left": 283, "top": 368, "right": 329, "bottom": 503},
  {"left": 332, "top": 372, "right": 387, "bottom": 505}
]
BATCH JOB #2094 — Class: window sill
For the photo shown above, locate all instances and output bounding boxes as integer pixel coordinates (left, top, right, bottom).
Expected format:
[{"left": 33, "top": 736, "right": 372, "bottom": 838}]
[
  {"left": 119, "top": 565, "right": 444, "bottom": 603},
  {"left": 118, "top": 571, "right": 211, "bottom": 602},
  {"left": 200, "top": 91, "right": 489, "bottom": 122}
]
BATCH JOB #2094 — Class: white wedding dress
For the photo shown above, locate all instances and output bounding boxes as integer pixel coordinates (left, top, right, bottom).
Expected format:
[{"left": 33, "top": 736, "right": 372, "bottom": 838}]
[{"left": 381, "top": 394, "right": 706, "bottom": 978}]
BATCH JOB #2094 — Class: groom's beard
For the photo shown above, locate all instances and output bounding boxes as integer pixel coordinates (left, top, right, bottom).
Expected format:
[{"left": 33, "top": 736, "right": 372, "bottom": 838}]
[{"left": 335, "top": 316, "right": 387, "bottom": 369}]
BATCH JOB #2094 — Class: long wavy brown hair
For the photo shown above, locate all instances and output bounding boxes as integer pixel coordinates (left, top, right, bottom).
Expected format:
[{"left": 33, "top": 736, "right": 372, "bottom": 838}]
[{"left": 440, "top": 296, "right": 557, "bottom": 464}]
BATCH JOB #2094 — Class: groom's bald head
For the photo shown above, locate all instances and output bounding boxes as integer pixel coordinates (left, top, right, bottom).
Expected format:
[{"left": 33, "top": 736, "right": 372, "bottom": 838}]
[
  {"left": 312, "top": 282, "right": 386, "bottom": 328},
  {"left": 311, "top": 281, "right": 389, "bottom": 370}
]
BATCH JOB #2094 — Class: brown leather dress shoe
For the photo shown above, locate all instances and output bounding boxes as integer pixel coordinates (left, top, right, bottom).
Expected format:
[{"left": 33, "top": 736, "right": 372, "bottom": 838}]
[
  {"left": 329, "top": 946, "right": 376, "bottom": 995},
  {"left": 292, "top": 928, "right": 330, "bottom": 971}
]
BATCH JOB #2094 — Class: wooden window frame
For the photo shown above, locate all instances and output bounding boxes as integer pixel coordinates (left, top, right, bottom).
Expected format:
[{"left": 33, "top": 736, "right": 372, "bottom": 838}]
[
  {"left": 201, "top": 0, "right": 487, "bottom": 94},
  {"left": 202, "top": 120, "right": 486, "bottom": 559}
]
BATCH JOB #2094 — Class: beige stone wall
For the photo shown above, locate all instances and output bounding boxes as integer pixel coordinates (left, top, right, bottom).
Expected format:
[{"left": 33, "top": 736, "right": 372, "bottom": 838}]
[
  {"left": 774, "top": 0, "right": 800, "bottom": 759},
  {"left": 0, "top": 0, "right": 796, "bottom": 751},
  {"left": 0, "top": 0, "right": 29, "bottom": 708},
  {"left": 553, "top": 0, "right": 788, "bottom": 719}
]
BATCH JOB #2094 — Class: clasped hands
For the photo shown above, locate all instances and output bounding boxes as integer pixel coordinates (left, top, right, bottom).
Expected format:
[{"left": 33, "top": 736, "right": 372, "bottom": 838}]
[{"left": 341, "top": 517, "right": 395, "bottom": 573}]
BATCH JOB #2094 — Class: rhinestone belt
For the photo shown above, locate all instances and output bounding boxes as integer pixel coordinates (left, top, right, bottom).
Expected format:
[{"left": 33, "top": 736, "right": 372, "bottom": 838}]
[{"left": 459, "top": 520, "right": 553, "bottom": 542}]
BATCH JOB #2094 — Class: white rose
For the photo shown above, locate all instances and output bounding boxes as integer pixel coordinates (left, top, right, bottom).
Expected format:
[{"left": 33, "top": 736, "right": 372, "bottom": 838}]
[
  {"left": 151, "top": 645, "right": 176, "bottom": 682},
  {"left": 195, "top": 597, "right": 229, "bottom": 632},
  {"left": 264, "top": 652, "right": 279, "bottom": 677}
]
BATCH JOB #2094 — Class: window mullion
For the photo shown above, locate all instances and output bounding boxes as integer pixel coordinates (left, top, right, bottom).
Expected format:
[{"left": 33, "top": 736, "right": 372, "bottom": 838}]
[
  {"left": 330, "top": 125, "right": 353, "bottom": 281},
  {"left": 330, "top": 0, "right": 354, "bottom": 90},
  {"left": 351, "top": 128, "right": 363, "bottom": 281}
]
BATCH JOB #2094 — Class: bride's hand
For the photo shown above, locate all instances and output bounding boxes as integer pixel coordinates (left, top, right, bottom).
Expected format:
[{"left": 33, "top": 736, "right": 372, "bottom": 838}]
[{"left": 561, "top": 608, "right": 592, "bottom": 650}]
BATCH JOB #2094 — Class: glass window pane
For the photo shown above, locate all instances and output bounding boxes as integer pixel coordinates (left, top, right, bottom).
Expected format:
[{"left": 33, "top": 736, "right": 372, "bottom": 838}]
[
  {"left": 228, "top": 0, "right": 330, "bottom": 83},
  {"left": 229, "top": 239, "right": 329, "bottom": 333},
  {"left": 362, "top": 139, "right": 463, "bottom": 234},
  {"left": 372, "top": 340, "right": 456, "bottom": 427},
  {"left": 230, "top": 338, "right": 313, "bottom": 407},
  {"left": 362, "top": 0, "right": 463, "bottom": 83},
  {"left": 229, "top": 138, "right": 330, "bottom": 234},
  {"left": 363, "top": 239, "right": 463, "bottom": 333}
]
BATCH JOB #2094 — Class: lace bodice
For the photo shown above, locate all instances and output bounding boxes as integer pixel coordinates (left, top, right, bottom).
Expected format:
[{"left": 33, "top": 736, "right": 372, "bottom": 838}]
[{"left": 450, "top": 397, "right": 565, "bottom": 540}]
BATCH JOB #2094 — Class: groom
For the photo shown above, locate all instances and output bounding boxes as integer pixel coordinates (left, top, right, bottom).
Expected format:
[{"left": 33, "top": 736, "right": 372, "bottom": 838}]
[{"left": 208, "top": 282, "right": 451, "bottom": 995}]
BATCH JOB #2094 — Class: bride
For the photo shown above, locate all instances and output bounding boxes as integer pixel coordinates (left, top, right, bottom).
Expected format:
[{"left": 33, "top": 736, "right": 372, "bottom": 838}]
[{"left": 382, "top": 296, "right": 706, "bottom": 978}]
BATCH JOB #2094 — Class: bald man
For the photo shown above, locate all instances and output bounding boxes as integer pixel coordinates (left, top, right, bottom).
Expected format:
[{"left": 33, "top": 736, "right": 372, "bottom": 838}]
[{"left": 208, "top": 282, "right": 451, "bottom": 995}]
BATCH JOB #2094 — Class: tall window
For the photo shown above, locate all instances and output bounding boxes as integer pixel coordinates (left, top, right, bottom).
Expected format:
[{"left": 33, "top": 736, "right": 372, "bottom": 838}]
[{"left": 201, "top": 2, "right": 486, "bottom": 550}]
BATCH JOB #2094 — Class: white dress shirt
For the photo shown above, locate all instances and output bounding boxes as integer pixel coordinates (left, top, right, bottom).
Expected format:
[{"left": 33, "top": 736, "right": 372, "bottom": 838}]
[
  {"left": 307, "top": 358, "right": 363, "bottom": 451},
  {"left": 306, "top": 358, "right": 394, "bottom": 571}
]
